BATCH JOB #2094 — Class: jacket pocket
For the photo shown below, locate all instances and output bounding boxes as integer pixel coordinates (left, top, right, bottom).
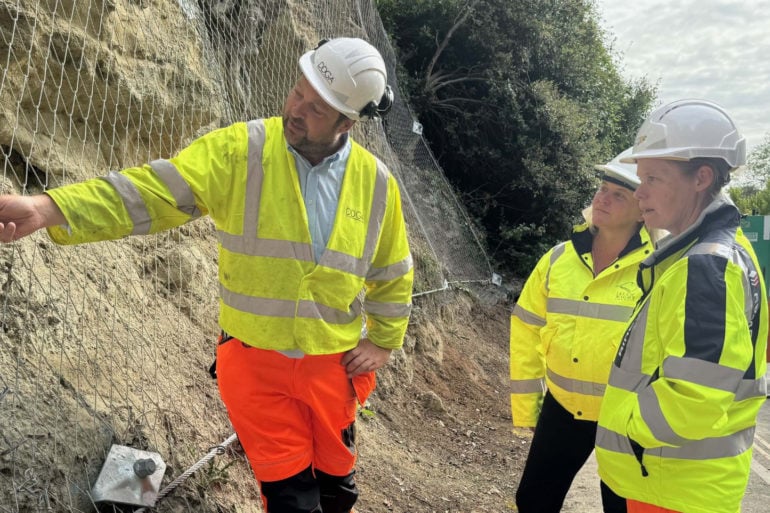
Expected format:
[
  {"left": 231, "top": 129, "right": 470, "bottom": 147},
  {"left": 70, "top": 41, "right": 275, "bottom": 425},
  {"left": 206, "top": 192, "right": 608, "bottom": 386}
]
[
  {"left": 351, "top": 371, "right": 376, "bottom": 405},
  {"left": 629, "top": 437, "right": 650, "bottom": 477}
]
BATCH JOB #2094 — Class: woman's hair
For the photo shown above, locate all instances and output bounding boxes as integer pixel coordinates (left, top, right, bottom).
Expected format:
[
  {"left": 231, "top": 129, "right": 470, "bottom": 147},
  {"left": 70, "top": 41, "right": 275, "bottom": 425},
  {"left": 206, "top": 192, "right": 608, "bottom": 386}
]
[{"left": 675, "top": 157, "right": 731, "bottom": 198}]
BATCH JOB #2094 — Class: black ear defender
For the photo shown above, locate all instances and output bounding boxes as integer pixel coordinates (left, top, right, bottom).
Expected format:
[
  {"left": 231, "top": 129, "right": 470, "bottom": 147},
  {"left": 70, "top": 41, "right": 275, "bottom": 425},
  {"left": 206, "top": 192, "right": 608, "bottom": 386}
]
[
  {"left": 315, "top": 38, "right": 329, "bottom": 49},
  {"left": 360, "top": 85, "right": 394, "bottom": 120}
]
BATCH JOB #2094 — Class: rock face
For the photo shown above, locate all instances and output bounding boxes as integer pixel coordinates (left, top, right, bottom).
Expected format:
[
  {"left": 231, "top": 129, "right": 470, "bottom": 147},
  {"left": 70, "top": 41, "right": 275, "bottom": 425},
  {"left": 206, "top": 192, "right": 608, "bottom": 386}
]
[
  {"left": 0, "top": 0, "right": 223, "bottom": 187},
  {"left": 0, "top": 2, "right": 410, "bottom": 511},
  {"left": 0, "top": 2, "right": 305, "bottom": 511},
  {"left": 0, "top": 1, "right": 499, "bottom": 512}
]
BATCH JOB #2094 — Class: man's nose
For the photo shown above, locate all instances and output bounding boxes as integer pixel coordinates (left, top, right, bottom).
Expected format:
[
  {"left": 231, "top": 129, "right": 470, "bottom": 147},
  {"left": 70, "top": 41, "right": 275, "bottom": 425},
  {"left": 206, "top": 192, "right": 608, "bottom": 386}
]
[{"left": 290, "top": 101, "right": 309, "bottom": 119}]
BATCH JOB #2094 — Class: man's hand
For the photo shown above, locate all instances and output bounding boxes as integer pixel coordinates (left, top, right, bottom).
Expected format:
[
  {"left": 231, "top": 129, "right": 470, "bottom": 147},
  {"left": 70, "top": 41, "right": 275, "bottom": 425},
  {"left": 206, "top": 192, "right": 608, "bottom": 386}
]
[
  {"left": 0, "top": 194, "right": 65, "bottom": 243},
  {"left": 341, "top": 338, "right": 392, "bottom": 378}
]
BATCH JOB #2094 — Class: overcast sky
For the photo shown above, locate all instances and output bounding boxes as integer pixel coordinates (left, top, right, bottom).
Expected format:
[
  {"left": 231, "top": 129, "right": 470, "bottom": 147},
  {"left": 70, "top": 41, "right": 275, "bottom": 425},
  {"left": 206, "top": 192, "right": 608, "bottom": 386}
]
[{"left": 594, "top": 0, "right": 770, "bottom": 152}]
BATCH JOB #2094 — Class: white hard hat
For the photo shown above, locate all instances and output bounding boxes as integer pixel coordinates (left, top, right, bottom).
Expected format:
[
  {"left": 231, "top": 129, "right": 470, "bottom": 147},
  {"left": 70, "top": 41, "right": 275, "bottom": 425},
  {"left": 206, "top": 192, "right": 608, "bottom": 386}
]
[
  {"left": 595, "top": 147, "right": 639, "bottom": 190},
  {"left": 622, "top": 99, "right": 746, "bottom": 170},
  {"left": 299, "top": 37, "right": 388, "bottom": 121}
]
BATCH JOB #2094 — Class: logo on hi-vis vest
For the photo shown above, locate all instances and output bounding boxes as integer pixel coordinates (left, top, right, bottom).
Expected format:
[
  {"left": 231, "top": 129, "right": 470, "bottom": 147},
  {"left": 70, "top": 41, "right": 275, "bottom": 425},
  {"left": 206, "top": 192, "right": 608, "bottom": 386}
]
[
  {"left": 616, "top": 281, "right": 637, "bottom": 302},
  {"left": 316, "top": 61, "right": 334, "bottom": 84},
  {"left": 345, "top": 207, "right": 363, "bottom": 222}
]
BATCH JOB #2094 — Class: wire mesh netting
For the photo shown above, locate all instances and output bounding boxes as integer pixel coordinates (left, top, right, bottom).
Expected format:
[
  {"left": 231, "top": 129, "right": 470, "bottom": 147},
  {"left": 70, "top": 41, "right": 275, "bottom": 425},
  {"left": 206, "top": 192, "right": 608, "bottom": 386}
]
[{"left": 0, "top": 0, "right": 493, "bottom": 511}]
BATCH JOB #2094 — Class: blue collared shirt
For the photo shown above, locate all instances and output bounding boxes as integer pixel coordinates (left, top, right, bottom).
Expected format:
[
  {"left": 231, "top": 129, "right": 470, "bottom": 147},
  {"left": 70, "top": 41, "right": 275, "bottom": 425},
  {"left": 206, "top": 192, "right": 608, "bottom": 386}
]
[{"left": 288, "top": 134, "right": 352, "bottom": 263}]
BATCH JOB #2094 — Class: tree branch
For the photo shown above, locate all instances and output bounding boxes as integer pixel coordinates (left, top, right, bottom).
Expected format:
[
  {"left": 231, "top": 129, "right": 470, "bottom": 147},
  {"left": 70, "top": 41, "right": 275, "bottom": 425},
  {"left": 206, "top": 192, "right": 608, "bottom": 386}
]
[{"left": 425, "top": 0, "right": 481, "bottom": 82}]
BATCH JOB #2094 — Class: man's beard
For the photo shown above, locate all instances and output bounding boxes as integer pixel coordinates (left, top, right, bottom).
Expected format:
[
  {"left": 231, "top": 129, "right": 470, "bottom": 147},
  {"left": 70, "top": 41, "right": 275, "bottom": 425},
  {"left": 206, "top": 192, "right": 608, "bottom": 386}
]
[{"left": 283, "top": 115, "right": 337, "bottom": 157}]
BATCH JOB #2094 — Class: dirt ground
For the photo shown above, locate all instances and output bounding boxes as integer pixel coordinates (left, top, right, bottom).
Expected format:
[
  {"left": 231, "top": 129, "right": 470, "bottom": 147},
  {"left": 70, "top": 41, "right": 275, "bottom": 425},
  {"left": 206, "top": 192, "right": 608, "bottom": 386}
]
[
  {"left": 354, "top": 290, "right": 525, "bottom": 513},
  {"left": 6, "top": 241, "right": 766, "bottom": 513},
  {"left": 1, "top": 224, "right": 538, "bottom": 513},
  {"left": 132, "top": 286, "right": 532, "bottom": 513}
]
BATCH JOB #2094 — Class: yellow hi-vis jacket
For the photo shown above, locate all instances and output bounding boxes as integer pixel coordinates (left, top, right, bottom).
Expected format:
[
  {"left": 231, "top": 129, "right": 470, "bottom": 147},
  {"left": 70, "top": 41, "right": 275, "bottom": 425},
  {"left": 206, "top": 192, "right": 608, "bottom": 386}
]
[
  {"left": 510, "top": 223, "right": 653, "bottom": 426},
  {"left": 46, "top": 117, "right": 414, "bottom": 354},
  {"left": 596, "top": 197, "right": 768, "bottom": 513}
]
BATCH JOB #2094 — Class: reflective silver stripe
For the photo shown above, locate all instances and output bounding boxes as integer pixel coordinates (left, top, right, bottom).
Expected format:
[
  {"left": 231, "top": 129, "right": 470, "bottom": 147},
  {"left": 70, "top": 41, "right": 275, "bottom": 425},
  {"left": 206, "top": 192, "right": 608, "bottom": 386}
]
[
  {"left": 220, "top": 284, "right": 296, "bottom": 317},
  {"left": 244, "top": 119, "right": 267, "bottom": 237},
  {"left": 547, "top": 298, "right": 633, "bottom": 322},
  {"left": 637, "top": 360, "right": 762, "bottom": 446},
  {"left": 510, "top": 377, "right": 546, "bottom": 394},
  {"left": 596, "top": 425, "right": 634, "bottom": 455},
  {"left": 367, "top": 255, "right": 413, "bottom": 281},
  {"left": 596, "top": 425, "right": 755, "bottom": 460},
  {"left": 736, "top": 376, "right": 767, "bottom": 400},
  {"left": 217, "top": 233, "right": 386, "bottom": 279},
  {"left": 607, "top": 366, "right": 653, "bottom": 392},
  {"left": 512, "top": 304, "right": 545, "bottom": 327},
  {"left": 660, "top": 426, "right": 755, "bottom": 460},
  {"left": 364, "top": 299, "right": 412, "bottom": 318},
  {"left": 100, "top": 171, "right": 152, "bottom": 235},
  {"left": 362, "top": 158, "right": 389, "bottom": 264},
  {"left": 689, "top": 241, "right": 731, "bottom": 259},
  {"left": 221, "top": 283, "right": 363, "bottom": 324},
  {"left": 663, "top": 357, "right": 745, "bottom": 393},
  {"left": 546, "top": 367, "right": 605, "bottom": 396},
  {"left": 297, "top": 299, "right": 361, "bottom": 324},
  {"left": 149, "top": 159, "right": 202, "bottom": 218},
  {"left": 320, "top": 248, "right": 368, "bottom": 277},
  {"left": 278, "top": 349, "right": 305, "bottom": 359},
  {"left": 545, "top": 243, "right": 567, "bottom": 292},
  {"left": 638, "top": 386, "right": 691, "bottom": 446},
  {"left": 217, "top": 232, "right": 314, "bottom": 261}
]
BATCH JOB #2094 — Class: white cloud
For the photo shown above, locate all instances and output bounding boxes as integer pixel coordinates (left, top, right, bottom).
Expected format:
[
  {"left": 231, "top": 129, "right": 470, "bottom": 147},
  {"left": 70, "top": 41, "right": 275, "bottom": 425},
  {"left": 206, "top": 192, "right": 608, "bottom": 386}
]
[{"left": 595, "top": 0, "right": 770, "bottom": 151}]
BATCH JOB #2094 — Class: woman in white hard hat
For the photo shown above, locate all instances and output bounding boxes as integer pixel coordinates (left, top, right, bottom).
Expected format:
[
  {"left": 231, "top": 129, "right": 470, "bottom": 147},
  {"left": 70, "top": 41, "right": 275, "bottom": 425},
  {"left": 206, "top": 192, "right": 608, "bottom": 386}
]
[
  {"left": 511, "top": 148, "right": 655, "bottom": 513},
  {"left": 595, "top": 100, "right": 768, "bottom": 513}
]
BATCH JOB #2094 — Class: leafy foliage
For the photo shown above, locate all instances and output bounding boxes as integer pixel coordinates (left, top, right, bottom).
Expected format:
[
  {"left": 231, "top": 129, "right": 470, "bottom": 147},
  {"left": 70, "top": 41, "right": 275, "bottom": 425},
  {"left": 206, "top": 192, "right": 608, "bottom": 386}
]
[
  {"left": 377, "top": 0, "right": 655, "bottom": 275},
  {"left": 729, "top": 134, "right": 770, "bottom": 214}
]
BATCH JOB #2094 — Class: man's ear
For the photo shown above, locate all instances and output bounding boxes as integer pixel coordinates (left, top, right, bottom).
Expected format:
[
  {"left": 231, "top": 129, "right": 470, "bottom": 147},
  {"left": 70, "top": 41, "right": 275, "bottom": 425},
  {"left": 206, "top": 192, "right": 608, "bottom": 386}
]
[
  {"left": 338, "top": 117, "right": 355, "bottom": 133},
  {"left": 695, "top": 165, "right": 715, "bottom": 192}
]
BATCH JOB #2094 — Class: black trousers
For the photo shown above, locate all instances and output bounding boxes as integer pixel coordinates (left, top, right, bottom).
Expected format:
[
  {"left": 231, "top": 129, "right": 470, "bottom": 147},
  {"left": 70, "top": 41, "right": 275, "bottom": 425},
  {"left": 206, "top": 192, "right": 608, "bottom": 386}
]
[
  {"left": 259, "top": 466, "right": 358, "bottom": 513},
  {"left": 515, "top": 391, "right": 627, "bottom": 513}
]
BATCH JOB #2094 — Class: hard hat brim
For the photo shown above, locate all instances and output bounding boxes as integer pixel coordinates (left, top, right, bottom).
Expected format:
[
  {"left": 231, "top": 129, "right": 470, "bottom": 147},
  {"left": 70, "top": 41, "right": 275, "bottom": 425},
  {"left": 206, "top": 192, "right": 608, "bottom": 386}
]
[
  {"left": 622, "top": 146, "right": 744, "bottom": 169},
  {"left": 594, "top": 164, "right": 640, "bottom": 190},
  {"left": 621, "top": 149, "right": 696, "bottom": 163}
]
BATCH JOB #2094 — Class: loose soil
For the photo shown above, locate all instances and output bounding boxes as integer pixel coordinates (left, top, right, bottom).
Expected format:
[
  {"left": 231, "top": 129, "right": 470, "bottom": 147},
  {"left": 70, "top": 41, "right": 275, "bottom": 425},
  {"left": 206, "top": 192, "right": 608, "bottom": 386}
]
[
  {"left": 355, "top": 291, "right": 525, "bottom": 513},
  {"left": 145, "top": 288, "right": 531, "bottom": 513}
]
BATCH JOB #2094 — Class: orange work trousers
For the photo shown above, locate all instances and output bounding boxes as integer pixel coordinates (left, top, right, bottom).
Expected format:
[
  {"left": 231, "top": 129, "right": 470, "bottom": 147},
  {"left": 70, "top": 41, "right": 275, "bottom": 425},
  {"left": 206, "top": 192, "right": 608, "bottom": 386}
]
[
  {"left": 627, "top": 500, "right": 681, "bottom": 513},
  {"left": 216, "top": 338, "right": 375, "bottom": 482}
]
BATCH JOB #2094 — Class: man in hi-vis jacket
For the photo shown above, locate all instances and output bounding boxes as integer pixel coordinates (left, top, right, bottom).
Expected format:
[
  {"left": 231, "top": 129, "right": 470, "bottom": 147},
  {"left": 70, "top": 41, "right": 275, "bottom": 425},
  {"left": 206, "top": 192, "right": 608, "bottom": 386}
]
[{"left": 0, "top": 37, "right": 413, "bottom": 513}]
